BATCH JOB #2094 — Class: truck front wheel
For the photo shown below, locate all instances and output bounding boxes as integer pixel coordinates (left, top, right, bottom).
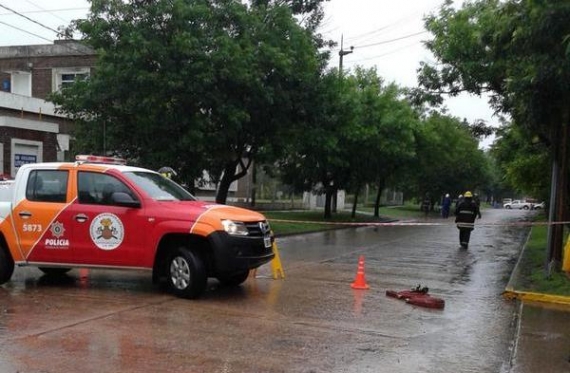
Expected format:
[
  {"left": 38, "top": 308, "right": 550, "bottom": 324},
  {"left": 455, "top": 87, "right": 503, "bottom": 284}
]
[
  {"left": 167, "top": 247, "right": 207, "bottom": 299},
  {"left": 0, "top": 247, "right": 14, "bottom": 285}
]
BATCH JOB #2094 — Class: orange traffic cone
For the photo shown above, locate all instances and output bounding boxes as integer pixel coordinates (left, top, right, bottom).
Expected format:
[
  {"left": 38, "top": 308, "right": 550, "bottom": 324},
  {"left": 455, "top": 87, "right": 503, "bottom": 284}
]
[{"left": 351, "top": 255, "right": 370, "bottom": 290}]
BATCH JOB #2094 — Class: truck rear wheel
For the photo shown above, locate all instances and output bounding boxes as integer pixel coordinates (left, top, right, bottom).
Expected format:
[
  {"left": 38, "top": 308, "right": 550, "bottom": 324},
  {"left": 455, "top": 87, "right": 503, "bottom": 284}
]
[
  {"left": 217, "top": 270, "right": 250, "bottom": 287},
  {"left": 167, "top": 247, "right": 207, "bottom": 299},
  {"left": 0, "top": 247, "right": 14, "bottom": 285}
]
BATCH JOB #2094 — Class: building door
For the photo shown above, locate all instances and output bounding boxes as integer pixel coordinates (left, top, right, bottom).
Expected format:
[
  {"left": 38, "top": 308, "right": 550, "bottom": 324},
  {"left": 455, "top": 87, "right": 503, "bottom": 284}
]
[{"left": 11, "top": 139, "right": 42, "bottom": 177}]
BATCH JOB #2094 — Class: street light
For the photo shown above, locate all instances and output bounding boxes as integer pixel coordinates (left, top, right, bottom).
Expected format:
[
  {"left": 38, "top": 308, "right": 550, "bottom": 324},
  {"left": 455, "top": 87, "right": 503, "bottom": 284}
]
[{"left": 338, "top": 34, "right": 354, "bottom": 77}]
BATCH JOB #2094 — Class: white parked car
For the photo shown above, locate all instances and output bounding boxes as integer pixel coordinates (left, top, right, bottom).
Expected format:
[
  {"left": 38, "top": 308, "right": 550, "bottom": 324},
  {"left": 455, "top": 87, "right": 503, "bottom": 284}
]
[
  {"left": 532, "top": 202, "right": 545, "bottom": 210},
  {"left": 503, "top": 200, "right": 533, "bottom": 210}
]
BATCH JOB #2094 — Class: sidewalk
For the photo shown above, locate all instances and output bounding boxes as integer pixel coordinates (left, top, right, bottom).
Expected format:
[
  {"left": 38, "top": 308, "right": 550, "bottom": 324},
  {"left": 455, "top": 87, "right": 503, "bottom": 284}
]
[{"left": 503, "top": 233, "right": 570, "bottom": 372}]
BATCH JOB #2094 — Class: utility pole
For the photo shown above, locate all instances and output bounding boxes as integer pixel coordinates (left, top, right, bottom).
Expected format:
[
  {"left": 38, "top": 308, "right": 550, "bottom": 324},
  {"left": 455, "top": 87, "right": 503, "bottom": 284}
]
[
  {"left": 332, "top": 35, "right": 354, "bottom": 213},
  {"left": 338, "top": 34, "right": 354, "bottom": 77}
]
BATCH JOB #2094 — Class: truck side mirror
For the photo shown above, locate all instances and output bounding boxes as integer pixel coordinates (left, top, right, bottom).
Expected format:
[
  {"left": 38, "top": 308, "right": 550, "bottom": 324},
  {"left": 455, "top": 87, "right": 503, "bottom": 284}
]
[{"left": 112, "top": 192, "right": 141, "bottom": 208}]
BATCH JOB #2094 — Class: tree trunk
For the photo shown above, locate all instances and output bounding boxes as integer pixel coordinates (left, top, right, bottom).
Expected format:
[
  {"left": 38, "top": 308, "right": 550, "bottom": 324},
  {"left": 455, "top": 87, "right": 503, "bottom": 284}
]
[
  {"left": 332, "top": 187, "right": 338, "bottom": 213},
  {"left": 374, "top": 180, "right": 385, "bottom": 218},
  {"left": 554, "top": 110, "right": 569, "bottom": 263},
  {"left": 250, "top": 164, "right": 257, "bottom": 208},
  {"left": 546, "top": 107, "right": 569, "bottom": 273},
  {"left": 324, "top": 187, "right": 333, "bottom": 219},
  {"left": 215, "top": 157, "right": 253, "bottom": 205},
  {"left": 351, "top": 187, "right": 360, "bottom": 218},
  {"left": 216, "top": 162, "right": 238, "bottom": 204}
]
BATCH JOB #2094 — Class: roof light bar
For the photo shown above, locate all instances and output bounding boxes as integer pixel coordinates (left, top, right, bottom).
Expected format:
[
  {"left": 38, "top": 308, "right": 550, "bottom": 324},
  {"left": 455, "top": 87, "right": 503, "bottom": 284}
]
[{"left": 75, "top": 155, "right": 127, "bottom": 165}]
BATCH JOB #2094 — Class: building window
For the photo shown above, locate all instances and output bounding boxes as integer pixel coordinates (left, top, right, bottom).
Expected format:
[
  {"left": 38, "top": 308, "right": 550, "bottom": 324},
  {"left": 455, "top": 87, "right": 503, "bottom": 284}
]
[
  {"left": 11, "top": 72, "right": 31, "bottom": 96},
  {"left": 60, "top": 73, "right": 88, "bottom": 88},
  {"left": 52, "top": 67, "right": 90, "bottom": 91}
]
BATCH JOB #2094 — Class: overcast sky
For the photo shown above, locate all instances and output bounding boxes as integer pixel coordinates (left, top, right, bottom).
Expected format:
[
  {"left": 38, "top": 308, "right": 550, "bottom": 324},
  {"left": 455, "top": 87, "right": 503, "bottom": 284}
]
[
  {"left": 320, "top": 0, "right": 500, "bottom": 148},
  {"left": 0, "top": 0, "right": 499, "bottom": 147}
]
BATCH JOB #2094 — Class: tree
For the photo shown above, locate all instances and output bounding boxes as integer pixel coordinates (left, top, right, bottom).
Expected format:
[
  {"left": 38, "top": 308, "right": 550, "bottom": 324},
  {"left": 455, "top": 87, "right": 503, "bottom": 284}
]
[
  {"left": 413, "top": 112, "right": 490, "bottom": 206},
  {"left": 278, "top": 70, "right": 357, "bottom": 218},
  {"left": 51, "top": 0, "right": 322, "bottom": 204},
  {"left": 418, "top": 0, "right": 570, "bottom": 267},
  {"left": 278, "top": 67, "right": 420, "bottom": 219},
  {"left": 346, "top": 69, "right": 418, "bottom": 218},
  {"left": 491, "top": 124, "right": 551, "bottom": 203}
]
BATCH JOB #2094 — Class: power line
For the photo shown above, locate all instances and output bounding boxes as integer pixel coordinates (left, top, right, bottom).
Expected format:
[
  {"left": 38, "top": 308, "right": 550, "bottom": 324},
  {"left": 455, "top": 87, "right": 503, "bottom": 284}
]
[
  {"left": 329, "top": 2, "right": 442, "bottom": 49},
  {"left": 354, "top": 30, "right": 428, "bottom": 50},
  {"left": 0, "top": 18, "right": 90, "bottom": 55},
  {"left": 330, "top": 30, "right": 428, "bottom": 53},
  {"left": 0, "top": 18, "right": 52, "bottom": 43},
  {"left": 347, "top": 41, "right": 423, "bottom": 64},
  {"left": 0, "top": 2, "right": 92, "bottom": 55},
  {"left": 0, "top": 7, "right": 88, "bottom": 17},
  {"left": 0, "top": 2, "right": 60, "bottom": 35},
  {"left": 23, "top": 0, "right": 68, "bottom": 23},
  {"left": 344, "top": 14, "right": 420, "bottom": 44}
]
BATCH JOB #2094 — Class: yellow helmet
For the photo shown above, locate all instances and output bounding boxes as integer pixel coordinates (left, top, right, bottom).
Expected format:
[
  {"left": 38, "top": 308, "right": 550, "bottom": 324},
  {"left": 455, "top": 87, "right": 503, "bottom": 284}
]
[{"left": 464, "top": 191, "right": 473, "bottom": 198}]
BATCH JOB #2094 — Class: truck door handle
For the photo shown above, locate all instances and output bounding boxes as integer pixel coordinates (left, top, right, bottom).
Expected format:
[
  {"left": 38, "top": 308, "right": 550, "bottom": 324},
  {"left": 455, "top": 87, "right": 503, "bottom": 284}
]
[
  {"left": 74, "top": 214, "right": 89, "bottom": 223},
  {"left": 19, "top": 211, "right": 32, "bottom": 218}
]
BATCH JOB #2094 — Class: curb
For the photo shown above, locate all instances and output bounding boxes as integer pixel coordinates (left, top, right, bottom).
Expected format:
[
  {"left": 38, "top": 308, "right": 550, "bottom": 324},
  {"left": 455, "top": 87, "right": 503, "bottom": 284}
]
[
  {"left": 503, "top": 228, "right": 570, "bottom": 306},
  {"left": 504, "top": 230, "right": 532, "bottom": 292},
  {"left": 503, "top": 289, "right": 570, "bottom": 306}
]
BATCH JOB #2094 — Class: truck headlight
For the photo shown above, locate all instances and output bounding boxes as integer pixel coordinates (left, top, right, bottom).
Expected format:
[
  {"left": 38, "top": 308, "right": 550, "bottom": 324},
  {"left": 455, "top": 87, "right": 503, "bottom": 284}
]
[{"left": 221, "top": 220, "right": 249, "bottom": 236}]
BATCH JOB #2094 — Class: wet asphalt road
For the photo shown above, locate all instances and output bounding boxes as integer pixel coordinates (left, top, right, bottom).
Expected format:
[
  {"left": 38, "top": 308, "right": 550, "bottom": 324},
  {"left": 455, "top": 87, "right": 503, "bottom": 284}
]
[{"left": 0, "top": 208, "right": 562, "bottom": 372}]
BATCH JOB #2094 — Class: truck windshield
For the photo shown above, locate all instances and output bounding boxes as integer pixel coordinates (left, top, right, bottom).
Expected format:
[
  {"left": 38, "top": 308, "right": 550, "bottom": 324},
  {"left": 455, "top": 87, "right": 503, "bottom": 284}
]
[{"left": 124, "top": 172, "right": 196, "bottom": 201}]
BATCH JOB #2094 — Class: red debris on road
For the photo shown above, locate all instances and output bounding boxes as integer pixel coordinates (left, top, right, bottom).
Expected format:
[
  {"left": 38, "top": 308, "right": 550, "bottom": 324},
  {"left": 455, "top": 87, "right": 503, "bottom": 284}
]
[{"left": 386, "top": 285, "right": 445, "bottom": 310}]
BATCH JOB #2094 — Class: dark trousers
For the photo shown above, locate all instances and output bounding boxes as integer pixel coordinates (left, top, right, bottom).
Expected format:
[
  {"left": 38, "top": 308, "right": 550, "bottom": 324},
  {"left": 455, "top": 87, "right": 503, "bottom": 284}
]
[{"left": 459, "top": 228, "right": 472, "bottom": 245}]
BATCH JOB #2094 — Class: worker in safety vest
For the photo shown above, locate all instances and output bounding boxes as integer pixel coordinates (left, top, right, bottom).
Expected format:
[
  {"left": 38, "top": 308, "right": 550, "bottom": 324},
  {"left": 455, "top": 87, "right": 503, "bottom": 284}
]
[
  {"left": 454, "top": 191, "right": 481, "bottom": 248},
  {"left": 158, "top": 166, "right": 177, "bottom": 179}
]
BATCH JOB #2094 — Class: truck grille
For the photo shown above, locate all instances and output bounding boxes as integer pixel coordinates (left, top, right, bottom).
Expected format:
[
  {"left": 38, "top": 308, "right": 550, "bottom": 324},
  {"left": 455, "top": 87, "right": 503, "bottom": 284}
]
[{"left": 244, "top": 221, "right": 271, "bottom": 237}]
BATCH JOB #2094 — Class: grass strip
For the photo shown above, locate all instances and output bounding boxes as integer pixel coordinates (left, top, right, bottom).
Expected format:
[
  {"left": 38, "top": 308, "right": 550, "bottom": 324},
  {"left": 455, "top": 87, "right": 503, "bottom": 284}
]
[
  {"left": 263, "top": 209, "right": 395, "bottom": 236},
  {"left": 516, "top": 221, "right": 570, "bottom": 296}
]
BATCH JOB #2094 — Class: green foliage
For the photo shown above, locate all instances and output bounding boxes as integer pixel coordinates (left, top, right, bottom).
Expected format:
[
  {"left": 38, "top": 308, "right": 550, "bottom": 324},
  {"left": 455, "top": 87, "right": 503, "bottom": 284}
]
[
  {"left": 420, "top": 0, "right": 570, "bottom": 198},
  {"left": 277, "top": 67, "right": 421, "bottom": 217},
  {"left": 413, "top": 112, "right": 490, "bottom": 200},
  {"left": 277, "top": 70, "right": 354, "bottom": 194},
  {"left": 343, "top": 68, "right": 418, "bottom": 198},
  {"left": 51, "top": 0, "right": 499, "bottom": 211},
  {"left": 51, "top": 0, "right": 322, "bottom": 202},
  {"left": 491, "top": 123, "right": 551, "bottom": 202}
]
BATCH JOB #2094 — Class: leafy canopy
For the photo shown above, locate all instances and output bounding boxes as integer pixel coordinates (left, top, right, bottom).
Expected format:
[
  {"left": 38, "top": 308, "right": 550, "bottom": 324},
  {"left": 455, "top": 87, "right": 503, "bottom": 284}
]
[{"left": 52, "top": 0, "right": 323, "bottom": 203}]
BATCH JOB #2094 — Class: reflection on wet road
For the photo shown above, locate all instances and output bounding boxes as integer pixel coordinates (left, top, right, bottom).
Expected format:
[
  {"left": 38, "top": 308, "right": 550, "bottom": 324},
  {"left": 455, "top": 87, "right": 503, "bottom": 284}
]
[{"left": 0, "top": 209, "right": 537, "bottom": 372}]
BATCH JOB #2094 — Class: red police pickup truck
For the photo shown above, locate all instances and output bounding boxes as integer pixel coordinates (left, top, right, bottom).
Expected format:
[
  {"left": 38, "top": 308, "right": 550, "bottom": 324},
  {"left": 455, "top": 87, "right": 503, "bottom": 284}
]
[{"left": 0, "top": 155, "right": 274, "bottom": 298}]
